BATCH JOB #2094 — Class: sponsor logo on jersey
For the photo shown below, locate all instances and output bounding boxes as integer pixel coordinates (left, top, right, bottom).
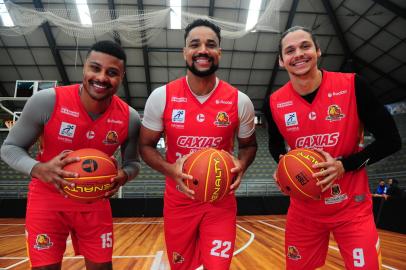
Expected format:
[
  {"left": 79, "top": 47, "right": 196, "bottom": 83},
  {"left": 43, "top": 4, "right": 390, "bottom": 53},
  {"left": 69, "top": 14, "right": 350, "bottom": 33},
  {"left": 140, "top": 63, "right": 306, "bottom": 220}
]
[
  {"left": 287, "top": 127, "right": 300, "bottom": 132},
  {"left": 328, "top": 90, "right": 347, "bottom": 98},
  {"left": 295, "top": 132, "right": 339, "bottom": 148},
  {"left": 171, "top": 97, "right": 187, "bottom": 103},
  {"left": 177, "top": 136, "right": 222, "bottom": 149},
  {"left": 86, "top": 130, "right": 95, "bottom": 139},
  {"left": 196, "top": 113, "right": 205, "bottom": 123},
  {"left": 59, "top": 122, "right": 76, "bottom": 138},
  {"left": 214, "top": 112, "right": 230, "bottom": 127},
  {"left": 354, "top": 194, "right": 366, "bottom": 202},
  {"left": 284, "top": 112, "right": 298, "bottom": 127},
  {"left": 34, "top": 234, "right": 53, "bottom": 250},
  {"left": 103, "top": 131, "right": 119, "bottom": 145},
  {"left": 277, "top": 101, "right": 293, "bottom": 108},
  {"left": 325, "top": 193, "right": 348, "bottom": 205},
  {"left": 287, "top": 246, "right": 301, "bottom": 260},
  {"left": 326, "top": 105, "right": 345, "bottom": 121},
  {"left": 107, "top": 118, "right": 123, "bottom": 125},
  {"left": 324, "top": 184, "right": 348, "bottom": 205},
  {"left": 61, "top": 107, "right": 79, "bottom": 118},
  {"left": 215, "top": 99, "right": 233, "bottom": 105},
  {"left": 308, "top": 111, "right": 317, "bottom": 120},
  {"left": 172, "top": 109, "right": 185, "bottom": 123},
  {"left": 171, "top": 124, "right": 185, "bottom": 129},
  {"left": 173, "top": 252, "right": 185, "bottom": 264}
]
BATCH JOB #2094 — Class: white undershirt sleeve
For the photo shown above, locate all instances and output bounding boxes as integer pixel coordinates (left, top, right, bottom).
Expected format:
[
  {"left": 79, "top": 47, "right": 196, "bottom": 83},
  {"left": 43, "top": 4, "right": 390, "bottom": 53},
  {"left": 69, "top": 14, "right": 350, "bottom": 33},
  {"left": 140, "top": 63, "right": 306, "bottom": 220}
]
[
  {"left": 237, "top": 91, "right": 256, "bottom": 139},
  {"left": 141, "top": 85, "right": 167, "bottom": 132}
]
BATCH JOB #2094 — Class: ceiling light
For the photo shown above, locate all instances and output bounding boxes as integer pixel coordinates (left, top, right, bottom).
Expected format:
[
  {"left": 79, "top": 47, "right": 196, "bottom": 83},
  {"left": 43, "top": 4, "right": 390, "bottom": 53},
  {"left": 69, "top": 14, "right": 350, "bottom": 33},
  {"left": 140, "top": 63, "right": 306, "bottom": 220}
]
[
  {"left": 246, "top": 0, "right": 262, "bottom": 31},
  {"left": 0, "top": 0, "right": 14, "bottom": 27},
  {"left": 75, "top": 0, "right": 92, "bottom": 26},
  {"left": 170, "top": 0, "right": 181, "bottom": 30}
]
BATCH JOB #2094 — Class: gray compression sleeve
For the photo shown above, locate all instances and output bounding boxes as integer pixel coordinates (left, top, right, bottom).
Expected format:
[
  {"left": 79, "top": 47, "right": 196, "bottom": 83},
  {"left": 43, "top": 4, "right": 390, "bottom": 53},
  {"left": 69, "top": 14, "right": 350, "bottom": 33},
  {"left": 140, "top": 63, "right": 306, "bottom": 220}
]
[
  {"left": 0, "top": 89, "right": 56, "bottom": 175},
  {"left": 121, "top": 107, "right": 141, "bottom": 180}
]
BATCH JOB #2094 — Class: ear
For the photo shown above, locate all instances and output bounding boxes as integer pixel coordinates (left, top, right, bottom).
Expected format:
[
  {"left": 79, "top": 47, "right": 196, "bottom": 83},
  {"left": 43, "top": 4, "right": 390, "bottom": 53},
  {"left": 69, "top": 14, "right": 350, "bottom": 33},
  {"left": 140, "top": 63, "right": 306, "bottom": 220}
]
[
  {"left": 278, "top": 56, "right": 285, "bottom": 68},
  {"left": 218, "top": 47, "right": 222, "bottom": 59},
  {"left": 183, "top": 47, "right": 187, "bottom": 61},
  {"left": 317, "top": 48, "right": 322, "bottom": 58}
]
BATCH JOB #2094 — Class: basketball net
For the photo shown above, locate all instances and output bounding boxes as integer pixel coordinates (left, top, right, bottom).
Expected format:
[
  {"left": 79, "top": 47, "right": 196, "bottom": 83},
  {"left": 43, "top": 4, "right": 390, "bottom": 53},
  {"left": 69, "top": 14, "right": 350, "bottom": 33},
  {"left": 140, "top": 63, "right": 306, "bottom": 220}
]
[{"left": 5, "top": 120, "right": 15, "bottom": 130}]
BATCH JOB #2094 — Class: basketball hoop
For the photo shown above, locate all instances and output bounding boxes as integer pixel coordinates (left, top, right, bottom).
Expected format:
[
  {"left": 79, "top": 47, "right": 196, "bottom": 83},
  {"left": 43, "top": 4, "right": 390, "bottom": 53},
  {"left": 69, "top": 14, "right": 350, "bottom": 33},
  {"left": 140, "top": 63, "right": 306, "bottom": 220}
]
[{"left": 5, "top": 120, "right": 15, "bottom": 130}]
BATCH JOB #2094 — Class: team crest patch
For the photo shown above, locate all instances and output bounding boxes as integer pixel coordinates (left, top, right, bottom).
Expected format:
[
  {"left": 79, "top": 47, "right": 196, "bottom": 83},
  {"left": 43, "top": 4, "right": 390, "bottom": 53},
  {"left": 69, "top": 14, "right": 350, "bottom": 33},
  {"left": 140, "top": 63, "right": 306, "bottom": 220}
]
[
  {"left": 325, "top": 183, "right": 348, "bottom": 205},
  {"left": 104, "top": 131, "right": 119, "bottom": 145},
  {"left": 214, "top": 112, "right": 230, "bottom": 127},
  {"left": 173, "top": 252, "right": 185, "bottom": 264},
  {"left": 326, "top": 105, "right": 345, "bottom": 121},
  {"left": 287, "top": 246, "right": 301, "bottom": 260},
  {"left": 331, "top": 184, "right": 341, "bottom": 196},
  {"left": 34, "top": 234, "right": 53, "bottom": 250}
]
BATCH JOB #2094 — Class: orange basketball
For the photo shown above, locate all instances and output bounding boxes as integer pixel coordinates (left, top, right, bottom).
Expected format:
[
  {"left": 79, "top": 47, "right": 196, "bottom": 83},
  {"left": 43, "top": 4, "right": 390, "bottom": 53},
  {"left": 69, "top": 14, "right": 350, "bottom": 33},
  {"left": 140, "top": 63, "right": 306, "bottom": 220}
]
[
  {"left": 276, "top": 148, "right": 325, "bottom": 200},
  {"left": 62, "top": 148, "right": 117, "bottom": 203},
  {"left": 183, "top": 148, "right": 236, "bottom": 203}
]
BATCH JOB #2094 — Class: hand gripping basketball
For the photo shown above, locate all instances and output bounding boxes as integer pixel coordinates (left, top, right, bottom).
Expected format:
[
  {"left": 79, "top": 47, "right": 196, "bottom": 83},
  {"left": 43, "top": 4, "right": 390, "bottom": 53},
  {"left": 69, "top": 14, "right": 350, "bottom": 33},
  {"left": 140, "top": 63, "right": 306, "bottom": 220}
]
[
  {"left": 276, "top": 148, "right": 326, "bottom": 200},
  {"left": 62, "top": 148, "right": 118, "bottom": 203}
]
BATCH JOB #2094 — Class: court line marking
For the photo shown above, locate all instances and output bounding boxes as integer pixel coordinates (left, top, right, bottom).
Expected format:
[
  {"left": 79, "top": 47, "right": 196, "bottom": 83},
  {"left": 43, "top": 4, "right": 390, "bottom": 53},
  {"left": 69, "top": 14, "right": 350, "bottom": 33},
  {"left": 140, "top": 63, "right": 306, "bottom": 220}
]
[
  {"left": 113, "top": 221, "right": 163, "bottom": 225},
  {"left": 150, "top": 250, "right": 164, "bottom": 270},
  {"left": 0, "top": 234, "right": 25, "bottom": 238},
  {"left": 3, "top": 258, "right": 28, "bottom": 269},
  {"left": 258, "top": 220, "right": 399, "bottom": 270},
  {"left": 234, "top": 224, "right": 256, "bottom": 256}
]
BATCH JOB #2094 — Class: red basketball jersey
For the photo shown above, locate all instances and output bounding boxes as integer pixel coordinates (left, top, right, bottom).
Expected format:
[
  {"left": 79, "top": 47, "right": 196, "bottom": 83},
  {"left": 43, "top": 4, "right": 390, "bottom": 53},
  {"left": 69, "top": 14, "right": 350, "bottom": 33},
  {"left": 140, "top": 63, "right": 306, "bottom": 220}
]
[
  {"left": 28, "top": 84, "right": 129, "bottom": 211},
  {"left": 270, "top": 71, "right": 371, "bottom": 223},
  {"left": 163, "top": 77, "right": 239, "bottom": 206}
]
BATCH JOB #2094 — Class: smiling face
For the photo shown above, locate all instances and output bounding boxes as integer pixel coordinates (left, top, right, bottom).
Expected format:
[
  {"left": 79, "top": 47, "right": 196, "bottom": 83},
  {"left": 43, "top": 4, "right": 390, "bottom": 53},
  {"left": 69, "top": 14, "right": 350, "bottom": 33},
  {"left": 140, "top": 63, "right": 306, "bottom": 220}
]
[
  {"left": 279, "top": 29, "right": 321, "bottom": 77},
  {"left": 183, "top": 26, "right": 221, "bottom": 77},
  {"left": 82, "top": 51, "right": 125, "bottom": 102}
]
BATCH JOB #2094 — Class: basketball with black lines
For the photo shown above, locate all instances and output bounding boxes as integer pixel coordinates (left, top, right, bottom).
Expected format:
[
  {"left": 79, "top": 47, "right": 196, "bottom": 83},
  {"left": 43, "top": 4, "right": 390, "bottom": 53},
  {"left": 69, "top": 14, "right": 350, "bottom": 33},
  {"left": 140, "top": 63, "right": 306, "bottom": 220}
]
[
  {"left": 183, "top": 148, "right": 236, "bottom": 203},
  {"left": 276, "top": 148, "right": 325, "bottom": 200},
  {"left": 62, "top": 148, "right": 117, "bottom": 203}
]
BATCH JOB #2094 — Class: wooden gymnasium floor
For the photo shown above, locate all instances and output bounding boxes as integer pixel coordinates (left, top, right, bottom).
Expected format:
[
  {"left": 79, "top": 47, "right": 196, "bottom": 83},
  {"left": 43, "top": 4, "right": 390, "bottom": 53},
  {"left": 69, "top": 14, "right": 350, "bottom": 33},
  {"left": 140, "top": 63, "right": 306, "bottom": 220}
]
[{"left": 0, "top": 215, "right": 405, "bottom": 270}]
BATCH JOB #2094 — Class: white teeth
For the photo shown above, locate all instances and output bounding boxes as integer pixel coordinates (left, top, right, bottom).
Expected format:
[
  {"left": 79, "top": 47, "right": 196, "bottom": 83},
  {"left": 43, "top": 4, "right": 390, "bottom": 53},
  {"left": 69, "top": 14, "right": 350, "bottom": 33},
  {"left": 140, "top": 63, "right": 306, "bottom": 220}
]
[
  {"left": 93, "top": 83, "right": 107, "bottom": 89},
  {"left": 292, "top": 60, "right": 308, "bottom": 66},
  {"left": 196, "top": 59, "right": 209, "bottom": 63}
]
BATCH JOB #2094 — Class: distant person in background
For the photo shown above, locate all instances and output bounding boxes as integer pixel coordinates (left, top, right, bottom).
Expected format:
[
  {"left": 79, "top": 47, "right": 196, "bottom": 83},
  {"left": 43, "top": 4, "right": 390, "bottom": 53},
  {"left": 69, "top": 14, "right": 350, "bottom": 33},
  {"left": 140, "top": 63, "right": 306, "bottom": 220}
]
[
  {"left": 386, "top": 178, "right": 403, "bottom": 199},
  {"left": 373, "top": 179, "right": 388, "bottom": 198},
  {"left": 0, "top": 41, "right": 141, "bottom": 270},
  {"left": 264, "top": 26, "right": 401, "bottom": 269}
]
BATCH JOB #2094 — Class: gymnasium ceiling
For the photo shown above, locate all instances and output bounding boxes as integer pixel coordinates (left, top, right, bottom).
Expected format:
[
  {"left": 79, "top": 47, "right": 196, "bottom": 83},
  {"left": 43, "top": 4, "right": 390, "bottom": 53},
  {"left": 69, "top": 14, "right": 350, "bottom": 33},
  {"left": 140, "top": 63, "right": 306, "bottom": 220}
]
[{"left": 0, "top": 0, "right": 405, "bottom": 112}]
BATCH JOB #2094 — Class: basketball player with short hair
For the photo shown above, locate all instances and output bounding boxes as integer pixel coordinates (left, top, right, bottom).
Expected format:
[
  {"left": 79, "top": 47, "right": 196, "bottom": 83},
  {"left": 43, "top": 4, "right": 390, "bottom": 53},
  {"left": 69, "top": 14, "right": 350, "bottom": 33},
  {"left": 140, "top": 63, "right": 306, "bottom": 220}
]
[
  {"left": 0, "top": 41, "right": 141, "bottom": 270},
  {"left": 139, "top": 19, "right": 257, "bottom": 269},
  {"left": 264, "top": 26, "right": 401, "bottom": 269}
]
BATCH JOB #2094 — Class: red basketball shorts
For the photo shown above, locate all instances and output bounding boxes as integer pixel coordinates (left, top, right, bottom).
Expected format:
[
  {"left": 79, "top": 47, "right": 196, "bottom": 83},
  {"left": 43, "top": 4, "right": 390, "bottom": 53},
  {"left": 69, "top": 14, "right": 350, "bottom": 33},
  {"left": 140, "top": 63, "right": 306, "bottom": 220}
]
[
  {"left": 285, "top": 212, "right": 381, "bottom": 270},
  {"left": 164, "top": 196, "right": 237, "bottom": 270},
  {"left": 25, "top": 208, "right": 113, "bottom": 267}
]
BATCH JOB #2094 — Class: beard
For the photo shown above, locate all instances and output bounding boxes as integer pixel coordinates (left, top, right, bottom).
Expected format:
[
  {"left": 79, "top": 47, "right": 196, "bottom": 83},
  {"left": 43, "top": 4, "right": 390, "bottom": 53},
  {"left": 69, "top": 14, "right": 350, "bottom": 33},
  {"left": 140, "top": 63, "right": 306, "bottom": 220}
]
[{"left": 186, "top": 55, "right": 219, "bottom": 77}]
